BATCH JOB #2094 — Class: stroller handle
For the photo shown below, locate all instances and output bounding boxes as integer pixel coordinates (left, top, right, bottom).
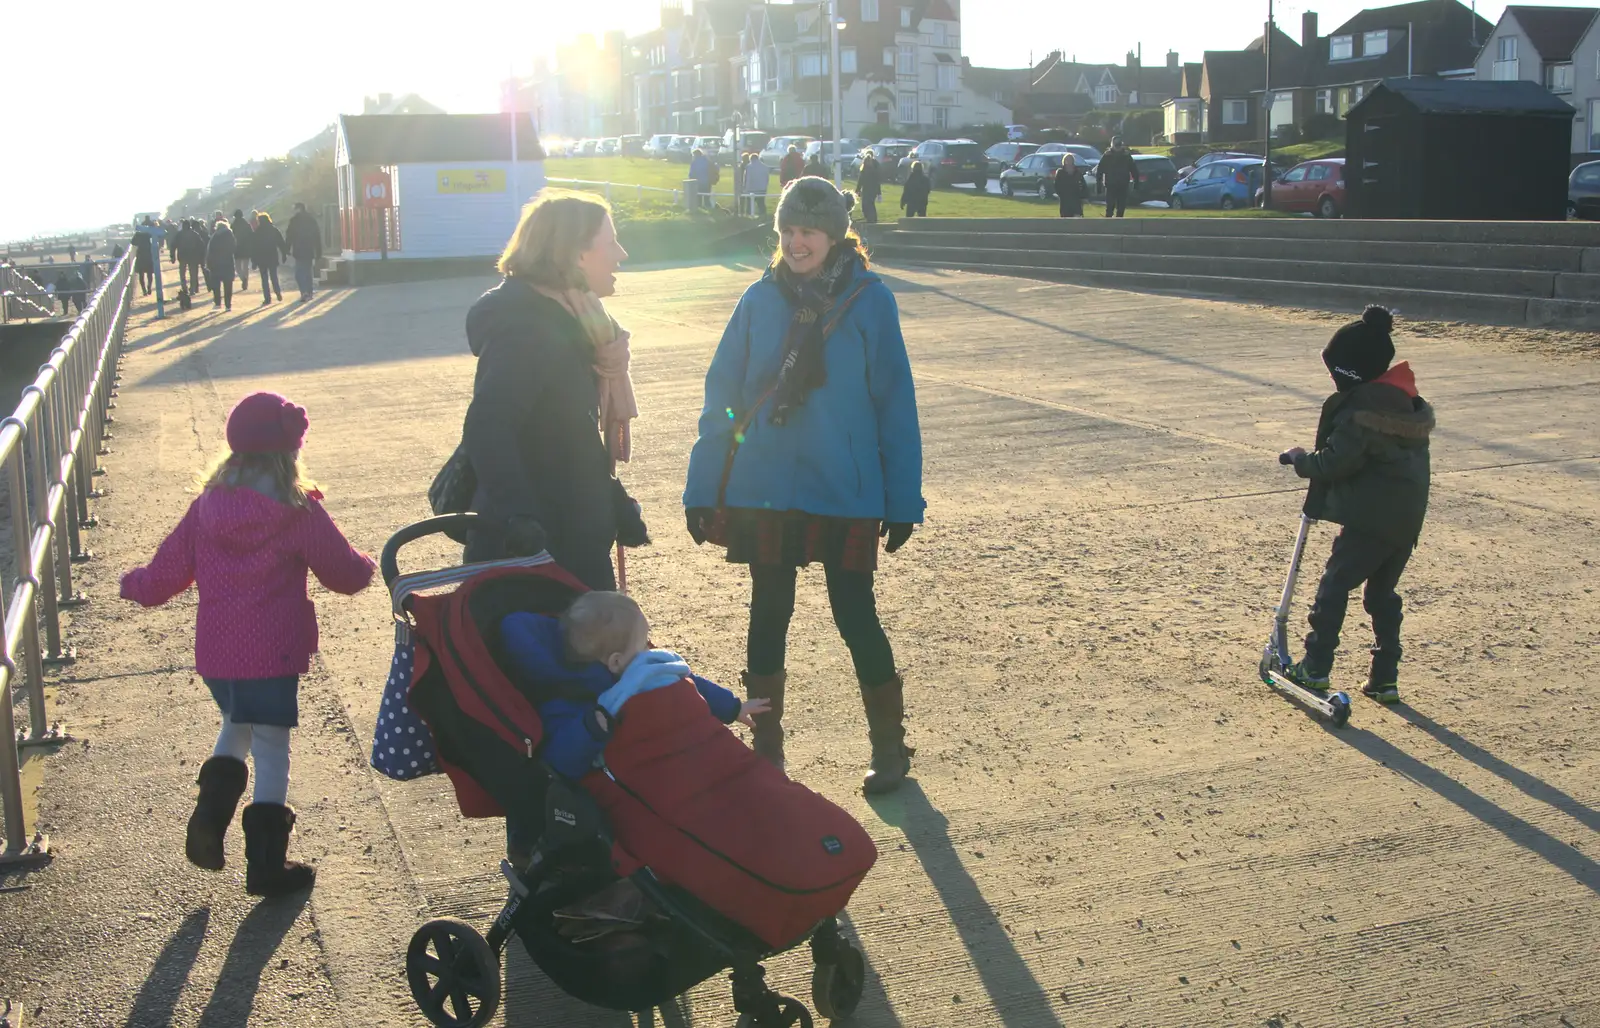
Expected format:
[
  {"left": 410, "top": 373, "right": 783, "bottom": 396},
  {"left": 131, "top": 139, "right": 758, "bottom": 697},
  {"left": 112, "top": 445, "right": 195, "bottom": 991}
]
[{"left": 381, "top": 514, "right": 483, "bottom": 588}]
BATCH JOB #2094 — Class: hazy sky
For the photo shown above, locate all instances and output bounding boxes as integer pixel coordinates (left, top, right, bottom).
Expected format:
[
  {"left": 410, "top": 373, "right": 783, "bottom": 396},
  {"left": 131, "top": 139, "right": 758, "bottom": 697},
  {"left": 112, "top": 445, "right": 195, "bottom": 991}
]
[{"left": 0, "top": 0, "right": 1548, "bottom": 240}]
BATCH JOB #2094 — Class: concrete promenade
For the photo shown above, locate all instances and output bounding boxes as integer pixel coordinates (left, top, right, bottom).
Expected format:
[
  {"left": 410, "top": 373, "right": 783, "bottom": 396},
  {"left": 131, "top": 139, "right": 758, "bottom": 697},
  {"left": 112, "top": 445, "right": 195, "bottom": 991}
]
[{"left": 1, "top": 259, "right": 1596, "bottom": 1027}]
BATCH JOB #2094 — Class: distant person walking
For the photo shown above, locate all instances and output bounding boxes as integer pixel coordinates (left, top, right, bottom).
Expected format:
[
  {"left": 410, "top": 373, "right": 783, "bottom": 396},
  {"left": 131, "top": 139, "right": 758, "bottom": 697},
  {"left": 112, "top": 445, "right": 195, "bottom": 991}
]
[
  {"left": 79, "top": 255, "right": 97, "bottom": 298},
  {"left": 164, "top": 219, "right": 181, "bottom": 264},
  {"left": 252, "top": 212, "right": 286, "bottom": 306},
  {"left": 133, "top": 217, "right": 157, "bottom": 296},
  {"left": 231, "top": 210, "right": 255, "bottom": 292},
  {"left": 177, "top": 219, "right": 208, "bottom": 296},
  {"left": 284, "top": 203, "right": 322, "bottom": 303},
  {"left": 689, "top": 148, "right": 713, "bottom": 209},
  {"left": 802, "top": 152, "right": 827, "bottom": 179},
  {"left": 779, "top": 145, "right": 805, "bottom": 188},
  {"left": 856, "top": 151, "right": 883, "bottom": 224},
  {"left": 1055, "top": 154, "right": 1084, "bottom": 217},
  {"left": 1099, "top": 136, "right": 1140, "bottom": 218},
  {"left": 54, "top": 269, "right": 86, "bottom": 316},
  {"left": 900, "top": 161, "right": 931, "bottom": 218},
  {"left": 744, "top": 152, "right": 771, "bottom": 219},
  {"left": 205, "top": 218, "right": 237, "bottom": 311}
]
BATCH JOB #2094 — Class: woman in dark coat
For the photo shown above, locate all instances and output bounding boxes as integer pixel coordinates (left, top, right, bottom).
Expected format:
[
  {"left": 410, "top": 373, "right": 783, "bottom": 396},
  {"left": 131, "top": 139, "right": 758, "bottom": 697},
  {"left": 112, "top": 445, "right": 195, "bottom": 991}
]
[
  {"left": 459, "top": 190, "right": 644, "bottom": 865},
  {"left": 685, "top": 178, "right": 924, "bottom": 795},
  {"left": 855, "top": 152, "right": 883, "bottom": 224},
  {"left": 900, "top": 161, "right": 931, "bottom": 218},
  {"left": 251, "top": 212, "right": 286, "bottom": 305},
  {"left": 132, "top": 217, "right": 156, "bottom": 295},
  {"left": 204, "top": 219, "right": 237, "bottom": 310},
  {"left": 1055, "top": 154, "right": 1085, "bottom": 217}
]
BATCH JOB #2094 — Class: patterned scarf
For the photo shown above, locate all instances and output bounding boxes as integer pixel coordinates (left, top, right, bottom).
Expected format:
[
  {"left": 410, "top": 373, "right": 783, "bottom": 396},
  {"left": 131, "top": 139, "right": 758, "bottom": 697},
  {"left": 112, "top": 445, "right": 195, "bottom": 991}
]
[
  {"left": 768, "top": 243, "right": 863, "bottom": 426},
  {"left": 534, "top": 285, "right": 638, "bottom": 462}
]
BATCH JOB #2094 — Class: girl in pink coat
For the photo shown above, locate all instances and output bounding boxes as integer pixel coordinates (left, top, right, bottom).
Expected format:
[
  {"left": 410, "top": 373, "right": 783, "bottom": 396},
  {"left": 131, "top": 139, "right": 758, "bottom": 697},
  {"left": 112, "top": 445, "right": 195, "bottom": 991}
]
[{"left": 121, "top": 392, "right": 375, "bottom": 896}]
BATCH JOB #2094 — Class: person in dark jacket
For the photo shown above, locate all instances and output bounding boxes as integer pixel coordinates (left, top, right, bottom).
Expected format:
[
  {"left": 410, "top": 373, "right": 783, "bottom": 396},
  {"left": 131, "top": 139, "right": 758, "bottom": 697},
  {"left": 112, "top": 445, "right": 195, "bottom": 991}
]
[
  {"left": 779, "top": 145, "right": 806, "bottom": 188},
  {"left": 899, "top": 161, "right": 931, "bottom": 217},
  {"left": 284, "top": 203, "right": 322, "bottom": 302},
  {"left": 133, "top": 217, "right": 157, "bottom": 295},
  {"left": 1279, "top": 305, "right": 1434, "bottom": 705},
  {"left": 856, "top": 152, "right": 883, "bottom": 224},
  {"left": 685, "top": 177, "right": 924, "bottom": 795},
  {"left": 802, "top": 152, "right": 828, "bottom": 179},
  {"left": 1098, "top": 137, "right": 1140, "bottom": 217},
  {"left": 1055, "top": 154, "right": 1084, "bottom": 217},
  {"left": 252, "top": 212, "right": 286, "bottom": 305},
  {"left": 176, "top": 219, "right": 208, "bottom": 296},
  {"left": 54, "top": 269, "right": 86, "bottom": 315},
  {"left": 231, "top": 210, "right": 254, "bottom": 293},
  {"left": 205, "top": 219, "right": 237, "bottom": 310}
]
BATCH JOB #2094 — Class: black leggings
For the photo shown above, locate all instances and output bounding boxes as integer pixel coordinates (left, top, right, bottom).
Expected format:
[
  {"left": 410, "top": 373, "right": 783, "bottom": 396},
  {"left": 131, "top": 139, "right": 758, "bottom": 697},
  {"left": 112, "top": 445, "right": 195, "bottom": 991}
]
[{"left": 748, "top": 564, "right": 895, "bottom": 685}]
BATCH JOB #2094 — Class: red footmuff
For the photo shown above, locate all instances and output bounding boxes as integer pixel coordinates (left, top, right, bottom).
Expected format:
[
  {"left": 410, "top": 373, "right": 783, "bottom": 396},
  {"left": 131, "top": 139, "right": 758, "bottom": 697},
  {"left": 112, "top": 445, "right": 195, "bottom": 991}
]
[{"left": 584, "top": 679, "right": 878, "bottom": 949}]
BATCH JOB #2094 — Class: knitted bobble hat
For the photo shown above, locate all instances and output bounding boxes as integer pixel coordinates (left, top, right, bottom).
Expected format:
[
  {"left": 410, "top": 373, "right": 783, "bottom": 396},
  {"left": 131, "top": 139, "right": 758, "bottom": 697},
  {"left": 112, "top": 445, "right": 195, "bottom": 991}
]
[
  {"left": 1322, "top": 305, "right": 1395, "bottom": 391},
  {"left": 776, "top": 176, "right": 856, "bottom": 241},
  {"left": 226, "top": 392, "right": 309, "bottom": 454}
]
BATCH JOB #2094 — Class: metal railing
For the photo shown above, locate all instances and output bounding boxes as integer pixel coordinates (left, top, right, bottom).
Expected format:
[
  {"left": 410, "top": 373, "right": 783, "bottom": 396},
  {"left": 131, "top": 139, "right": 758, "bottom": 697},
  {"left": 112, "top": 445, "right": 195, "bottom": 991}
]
[{"left": 0, "top": 247, "right": 131, "bottom": 867}]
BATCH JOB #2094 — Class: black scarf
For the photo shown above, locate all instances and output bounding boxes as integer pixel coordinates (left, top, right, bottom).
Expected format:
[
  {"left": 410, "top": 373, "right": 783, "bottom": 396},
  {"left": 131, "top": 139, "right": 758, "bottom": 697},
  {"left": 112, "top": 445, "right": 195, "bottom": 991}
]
[{"left": 768, "top": 243, "right": 862, "bottom": 426}]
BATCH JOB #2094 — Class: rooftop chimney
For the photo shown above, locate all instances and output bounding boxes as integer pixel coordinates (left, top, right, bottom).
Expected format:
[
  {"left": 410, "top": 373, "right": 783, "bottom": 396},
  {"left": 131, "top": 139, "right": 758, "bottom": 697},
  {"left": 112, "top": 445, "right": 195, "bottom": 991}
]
[
  {"left": 1167, "top": 49, "right": 1179, "bottom": 70},
  {"left": 1126, "top": 50, "right": 1140, "bottom": 69},
  {"left": 1302, "top": 11, "right": 1319, "bottom": 48}
]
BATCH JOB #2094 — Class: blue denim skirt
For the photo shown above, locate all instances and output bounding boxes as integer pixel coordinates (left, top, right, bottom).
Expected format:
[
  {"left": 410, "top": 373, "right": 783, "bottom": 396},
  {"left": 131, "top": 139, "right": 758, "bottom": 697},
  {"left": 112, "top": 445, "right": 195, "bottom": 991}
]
[{"left": 204, "top": 675, "right": 300, "bottom": 727}]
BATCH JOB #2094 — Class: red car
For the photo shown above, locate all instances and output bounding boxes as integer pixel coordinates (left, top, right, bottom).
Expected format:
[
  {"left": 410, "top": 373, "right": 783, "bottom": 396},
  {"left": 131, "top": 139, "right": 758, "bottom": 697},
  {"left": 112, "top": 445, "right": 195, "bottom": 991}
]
[{"left": 1256, "top": 158, "right": 1346, "bottom": 217}]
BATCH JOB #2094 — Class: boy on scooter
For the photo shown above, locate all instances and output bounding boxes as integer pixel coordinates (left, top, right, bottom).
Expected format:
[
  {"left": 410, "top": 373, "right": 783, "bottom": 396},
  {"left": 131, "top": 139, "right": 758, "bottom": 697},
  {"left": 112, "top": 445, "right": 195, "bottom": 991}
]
[{"left": 1278, "top": 305, "right": 1435, "bottom": 704}]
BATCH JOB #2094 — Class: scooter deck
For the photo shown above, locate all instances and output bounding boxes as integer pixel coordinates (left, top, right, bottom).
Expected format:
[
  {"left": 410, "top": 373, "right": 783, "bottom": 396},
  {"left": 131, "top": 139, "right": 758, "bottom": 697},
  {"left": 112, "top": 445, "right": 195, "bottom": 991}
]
[{"left": 1263, "top": 669, "right": 1352, "bottom": 727}]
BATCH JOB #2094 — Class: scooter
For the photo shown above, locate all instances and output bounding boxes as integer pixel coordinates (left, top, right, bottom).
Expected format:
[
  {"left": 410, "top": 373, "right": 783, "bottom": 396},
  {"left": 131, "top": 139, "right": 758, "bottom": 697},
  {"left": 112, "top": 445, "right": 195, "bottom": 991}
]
[{"left": 1258, "top": 513, "right": 1353, "bottom": 728}]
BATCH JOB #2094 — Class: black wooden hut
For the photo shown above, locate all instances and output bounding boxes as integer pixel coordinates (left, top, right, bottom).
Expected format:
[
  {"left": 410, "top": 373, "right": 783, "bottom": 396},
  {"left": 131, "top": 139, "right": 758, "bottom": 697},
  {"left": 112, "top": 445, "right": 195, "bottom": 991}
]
[{"left": 1345, "top": 78, "right": 1573, "bottom": 220}]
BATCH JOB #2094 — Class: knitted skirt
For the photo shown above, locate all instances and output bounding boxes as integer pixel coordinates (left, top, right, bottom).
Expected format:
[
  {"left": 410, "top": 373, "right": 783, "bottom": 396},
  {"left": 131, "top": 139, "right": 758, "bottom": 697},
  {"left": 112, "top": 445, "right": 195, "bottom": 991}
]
[{"left": 708, "top": 508, "right": 881, "bottom": 572}]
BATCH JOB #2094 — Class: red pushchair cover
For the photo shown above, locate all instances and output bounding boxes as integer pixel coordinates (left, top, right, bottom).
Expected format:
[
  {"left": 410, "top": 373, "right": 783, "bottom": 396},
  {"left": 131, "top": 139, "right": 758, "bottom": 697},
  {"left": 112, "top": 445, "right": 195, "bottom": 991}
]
[{"left": 585, "top": 680, "right": 878, "bottom": 949}]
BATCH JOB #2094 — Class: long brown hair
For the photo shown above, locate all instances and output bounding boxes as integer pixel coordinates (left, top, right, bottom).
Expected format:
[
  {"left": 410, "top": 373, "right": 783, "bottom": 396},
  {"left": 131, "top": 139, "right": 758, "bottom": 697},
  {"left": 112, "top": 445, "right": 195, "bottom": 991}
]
[
  {"left": 198, "top": 451, "right": 318, "bottom": 508},
  {"left": 498, "top": 190, "right": 611, "bottom": 289}
]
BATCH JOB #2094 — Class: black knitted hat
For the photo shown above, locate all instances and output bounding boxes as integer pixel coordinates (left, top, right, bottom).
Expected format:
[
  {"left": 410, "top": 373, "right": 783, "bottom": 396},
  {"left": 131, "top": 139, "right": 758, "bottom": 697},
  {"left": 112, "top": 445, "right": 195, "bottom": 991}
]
[
  {"left": 776, "top": 176, "right": 856, "bottom": 240},
  {"left": 1322, "top": 305, "right": 1395, "bottom": 391}
]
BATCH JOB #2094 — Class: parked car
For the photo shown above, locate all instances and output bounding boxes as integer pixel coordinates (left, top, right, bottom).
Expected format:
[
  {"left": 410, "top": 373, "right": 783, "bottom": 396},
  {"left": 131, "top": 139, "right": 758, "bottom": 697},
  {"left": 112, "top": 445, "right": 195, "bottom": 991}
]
[
  {"left": 1006, "top": 124, "right": 1030, "bottom": 141},
  {"left": 898, "top": 139, "right": 987, "bottom": 188},
  {"left": 723, "top": 129, "right": 772, "bottom": 162},
  {"left": 1571, "top": 160, "right": 1600, "bottom": 219},
  {"left": 804, "top": 138, "right": 872, "bottom": 175},
  {"left": 1255, "top": 158, "right": 1346, "bottom": 217},
  {"left": 645, "top": 133, "right": 675, "bottom": 159},
  {"left": 985, "top": 141, "right": 1041, "bottom": 176},
  {"left": 598, "top": 138, "right": 621, "bottom": 156},
  {"left": 999, "top": 151, "right": 1066, "bottom": 198},
  {"left": 667, "top": 135, "right": 697, "bottom": 162},
  {"left": 1128, "top": 154, "right": 1179, "bottom": 203},
  {"left": 1175, "top": 150, "right": 1260, "bottom": 179},
  {"left": 1169, "top": 158, "right": 1268, "bottom": 210},
  {"left": 1037, "top": 143, "right": 1102, "bottom": 188},
  {"left": 759, "top": 135, "right": 817, "bottom": 169},
  {"left": 692, "top": 136, "right": 723, "bottom": 165},
  {"left": 618, "top": 134, "right": 646, "bottom": 157},
  {"left": 864, "top": 140, "right": 918, "bottom": 182}
]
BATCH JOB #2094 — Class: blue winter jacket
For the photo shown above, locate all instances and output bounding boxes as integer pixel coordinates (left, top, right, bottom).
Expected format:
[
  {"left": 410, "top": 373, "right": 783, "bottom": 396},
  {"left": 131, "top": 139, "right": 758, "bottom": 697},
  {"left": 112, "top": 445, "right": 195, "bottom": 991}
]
[
  {"left": 683, "top": 263, "right": 925, "bottom": 523},
  {"left": 499, "top": 612, "right": 742, "bottom": 779}
]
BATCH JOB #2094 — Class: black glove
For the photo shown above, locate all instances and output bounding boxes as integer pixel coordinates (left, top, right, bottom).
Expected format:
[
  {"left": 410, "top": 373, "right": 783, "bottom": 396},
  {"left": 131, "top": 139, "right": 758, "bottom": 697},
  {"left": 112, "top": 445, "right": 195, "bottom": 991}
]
[
  {"left": 686, "top": 507, "right": 714, "bottom": 546},
  {"left": 611, "top": 481, "right": 650, "bottom": 548},
  {"left": 881, "top": 522, "right": 914, "bottom": 554},
  {"left": 504, "top": 514, "right": 548, "bottom": 556}
]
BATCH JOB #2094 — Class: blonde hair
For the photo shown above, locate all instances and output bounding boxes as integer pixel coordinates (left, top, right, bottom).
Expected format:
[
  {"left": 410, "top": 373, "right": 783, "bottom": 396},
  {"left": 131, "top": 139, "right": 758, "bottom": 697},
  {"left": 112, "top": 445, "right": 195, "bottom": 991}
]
[
  {"left": 198, "top": 450, "right": 319, "bottom": 508},
  {"left": 560, "top": 591, "right": 646, "bottom": 664},
  {"left": 497, "top": 189, "right": 611, "bottom": 289}
]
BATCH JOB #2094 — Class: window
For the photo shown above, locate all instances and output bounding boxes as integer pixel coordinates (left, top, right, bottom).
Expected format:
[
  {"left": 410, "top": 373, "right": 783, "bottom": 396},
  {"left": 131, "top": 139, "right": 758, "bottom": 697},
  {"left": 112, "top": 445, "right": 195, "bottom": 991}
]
[
  {"left": 1223, "top": 98, "right": 1248, "bottom": 124},
  {"left": 937, "top": 64, "right": 958, "bottom": 90},
  {"left": 1271, "top": 91, "right": 1294, "bottom": 133},
  {"left": 1363, "top": 30, "right": 1388, "bottom": 56},
  {"left": 861, "top": 0, "right": 878, "bottom": 20},
  {"left": 1307, "top": 164, "right": 1332, "bottom": 181},
  {"left": 899, "top": 44, "right": 916, "bottom": 75},
  {"left": 901, "top": 6, "right": 912, "bottom": 28},
  {"left": 1315, "top": 88, "right": 1334, "bottom": 114},
  {"left": 1548, "top": 62, "right": 1575, "bottom": 93},
  {"left": 1095, "top": 84, "right": 1118, "bottom": 104},
  {"left": 933, "top": 22, "right": 947, "bottom": 46},
  {"left": 800, "top": 53, "right": 827, "bottom": 77},
  {"left": 841, "top": 47, "right": 857, "bottom": 74},
  {"left": 884, "top": 46, "right": 897, "bottom": 66},
  {"left": 1282, "top": 166, "right": 1308, "bottom": 182},
  {"left": 1330, "top": 34, "right": 1353, "bottom": 60},
  {"left": 1499, "top": 36, "right": 1518, "bottom": 61},
  {"left": 899, "top": 91, "right": 917, "bottom": 123},
  {"left": 933, "top": 106, "right": 949, "bottom": 128},
  {"left": 1591, "top": 99, "right": 1600, "bottom": 149}
]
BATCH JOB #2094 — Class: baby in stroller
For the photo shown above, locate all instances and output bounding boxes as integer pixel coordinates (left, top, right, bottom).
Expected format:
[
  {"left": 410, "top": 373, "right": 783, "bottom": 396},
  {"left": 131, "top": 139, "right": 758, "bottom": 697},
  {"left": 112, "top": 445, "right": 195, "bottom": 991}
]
[{"left": 501, "top": 590, "right": 769, "bottom": 781}]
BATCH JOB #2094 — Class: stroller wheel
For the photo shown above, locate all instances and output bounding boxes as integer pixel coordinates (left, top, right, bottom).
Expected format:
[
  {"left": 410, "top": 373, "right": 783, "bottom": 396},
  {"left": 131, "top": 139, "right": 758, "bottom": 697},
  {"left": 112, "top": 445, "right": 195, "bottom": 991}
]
[
  {"left": 734, "top": 996, "right": 813, "bottom": 1028},
  {"left": 811, "top": 942, "right": 866, "bottom": 1018},
  {"left": 407, "top": 917, "right": 501, "bottom": 1028}
]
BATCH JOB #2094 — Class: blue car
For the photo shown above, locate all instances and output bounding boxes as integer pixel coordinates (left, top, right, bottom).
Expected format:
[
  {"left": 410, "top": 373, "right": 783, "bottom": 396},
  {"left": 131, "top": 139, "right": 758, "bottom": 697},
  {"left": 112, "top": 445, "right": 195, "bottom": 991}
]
[{"left": 1169, "top": 158, "right": 1269, "bottom": 210}]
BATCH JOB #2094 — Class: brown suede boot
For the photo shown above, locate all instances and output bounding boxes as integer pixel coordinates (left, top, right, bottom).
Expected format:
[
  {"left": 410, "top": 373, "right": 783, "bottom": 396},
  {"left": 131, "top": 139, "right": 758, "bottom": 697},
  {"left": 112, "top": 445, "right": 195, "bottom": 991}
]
[
  {"left": 741, "top": 670, "right": 787, "bottom": 770},
  {"left": 186, "top": 756, "right": 248, "bottom": 871},
  {"left": 860, "top": 673, "right": 913, "bottom": 795}
]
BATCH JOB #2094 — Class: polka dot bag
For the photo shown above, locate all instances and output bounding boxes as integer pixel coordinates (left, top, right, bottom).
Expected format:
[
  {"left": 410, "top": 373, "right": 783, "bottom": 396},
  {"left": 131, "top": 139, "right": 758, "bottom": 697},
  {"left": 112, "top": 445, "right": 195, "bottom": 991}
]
[{"left": 370, "top": 623, "right": 440, "bottom": 780}]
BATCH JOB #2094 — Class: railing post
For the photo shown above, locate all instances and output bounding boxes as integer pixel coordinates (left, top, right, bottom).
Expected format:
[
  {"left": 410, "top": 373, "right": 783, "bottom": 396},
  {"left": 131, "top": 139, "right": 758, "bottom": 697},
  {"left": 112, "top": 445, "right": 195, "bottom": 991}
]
[{"left": 0, "top": 452, "right": 50, "bottom": 868}]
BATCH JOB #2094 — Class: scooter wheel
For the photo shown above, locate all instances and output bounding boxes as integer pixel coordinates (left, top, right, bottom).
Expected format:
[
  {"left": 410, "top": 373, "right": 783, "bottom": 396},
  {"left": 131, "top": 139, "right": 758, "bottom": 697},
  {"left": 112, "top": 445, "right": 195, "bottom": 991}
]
[{"left": 1329, "top": 692, "right": 1352, "bottom": 729}]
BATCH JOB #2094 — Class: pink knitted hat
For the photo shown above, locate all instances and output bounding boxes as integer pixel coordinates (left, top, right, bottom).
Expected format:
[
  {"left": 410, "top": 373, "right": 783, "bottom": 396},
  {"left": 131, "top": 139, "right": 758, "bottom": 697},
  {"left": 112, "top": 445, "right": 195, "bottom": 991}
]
[{"left": 226, "top": 392, "right": 309, "bottom": 454}]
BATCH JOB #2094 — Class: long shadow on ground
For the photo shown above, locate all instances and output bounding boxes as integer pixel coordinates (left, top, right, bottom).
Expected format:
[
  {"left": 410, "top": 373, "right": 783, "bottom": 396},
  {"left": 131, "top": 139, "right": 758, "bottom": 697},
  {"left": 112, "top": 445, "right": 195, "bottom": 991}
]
[
  {"left": 194, "top": 893, "right": 309, "bottom": 1027},
  {"left": 124, "top": 907, "right": 209, "bottom": 1028}
]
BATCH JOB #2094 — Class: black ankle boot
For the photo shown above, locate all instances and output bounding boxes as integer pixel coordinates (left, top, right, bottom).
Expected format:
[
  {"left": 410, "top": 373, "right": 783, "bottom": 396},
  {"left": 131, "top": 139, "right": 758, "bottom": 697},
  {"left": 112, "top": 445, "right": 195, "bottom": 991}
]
[
  {"left": 241, "top": 803, "right": 316, "bottom": 897},
  {"left": 186, "top": 756, "right": 248, "bottom": 870}
]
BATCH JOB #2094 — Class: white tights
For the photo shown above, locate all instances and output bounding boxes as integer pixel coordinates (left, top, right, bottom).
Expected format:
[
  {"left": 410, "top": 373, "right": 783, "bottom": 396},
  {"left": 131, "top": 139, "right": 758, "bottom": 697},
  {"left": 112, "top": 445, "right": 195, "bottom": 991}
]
[{"left": 212, "top": 717, "right": 291, "bottom": 805}]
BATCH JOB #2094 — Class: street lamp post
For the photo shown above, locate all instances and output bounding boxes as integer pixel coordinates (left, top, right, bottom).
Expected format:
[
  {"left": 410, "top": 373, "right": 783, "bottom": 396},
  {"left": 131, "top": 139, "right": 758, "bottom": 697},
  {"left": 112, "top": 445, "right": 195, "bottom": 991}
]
[
  {"left": 1263, "top": 0, "right": 1275, "bottom": 209},
  {"left": 831, "top": 0, "right": 844, "bottom": 187}
]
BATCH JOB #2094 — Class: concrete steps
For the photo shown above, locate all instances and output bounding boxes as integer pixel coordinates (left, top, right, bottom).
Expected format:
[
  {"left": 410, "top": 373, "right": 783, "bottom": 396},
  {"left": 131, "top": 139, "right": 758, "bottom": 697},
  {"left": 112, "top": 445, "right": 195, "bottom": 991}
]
[{"left": 863, "top": 218, "right": 1600, "bottom": 329}]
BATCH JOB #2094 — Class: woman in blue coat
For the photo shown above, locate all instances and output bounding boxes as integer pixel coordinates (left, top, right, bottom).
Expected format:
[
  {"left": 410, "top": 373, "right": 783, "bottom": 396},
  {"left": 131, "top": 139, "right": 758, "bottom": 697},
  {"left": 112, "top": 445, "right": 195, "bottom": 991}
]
[{"left": 684, "top": 176, "right": 924, "bottom": 795}]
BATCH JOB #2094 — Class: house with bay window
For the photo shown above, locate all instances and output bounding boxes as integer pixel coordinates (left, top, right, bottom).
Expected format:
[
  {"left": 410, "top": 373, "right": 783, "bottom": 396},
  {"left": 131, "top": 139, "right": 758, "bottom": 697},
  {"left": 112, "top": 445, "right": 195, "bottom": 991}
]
[{"left": 1473, "top": 6, "right": 1600, "bottom": 159}]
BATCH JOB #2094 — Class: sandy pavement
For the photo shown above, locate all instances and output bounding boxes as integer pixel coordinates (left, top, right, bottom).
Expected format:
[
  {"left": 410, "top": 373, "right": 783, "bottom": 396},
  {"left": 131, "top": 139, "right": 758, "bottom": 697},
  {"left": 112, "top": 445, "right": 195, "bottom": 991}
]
[{"left": 1, "top": 257, "right": 1596, "bottom": 1028}]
